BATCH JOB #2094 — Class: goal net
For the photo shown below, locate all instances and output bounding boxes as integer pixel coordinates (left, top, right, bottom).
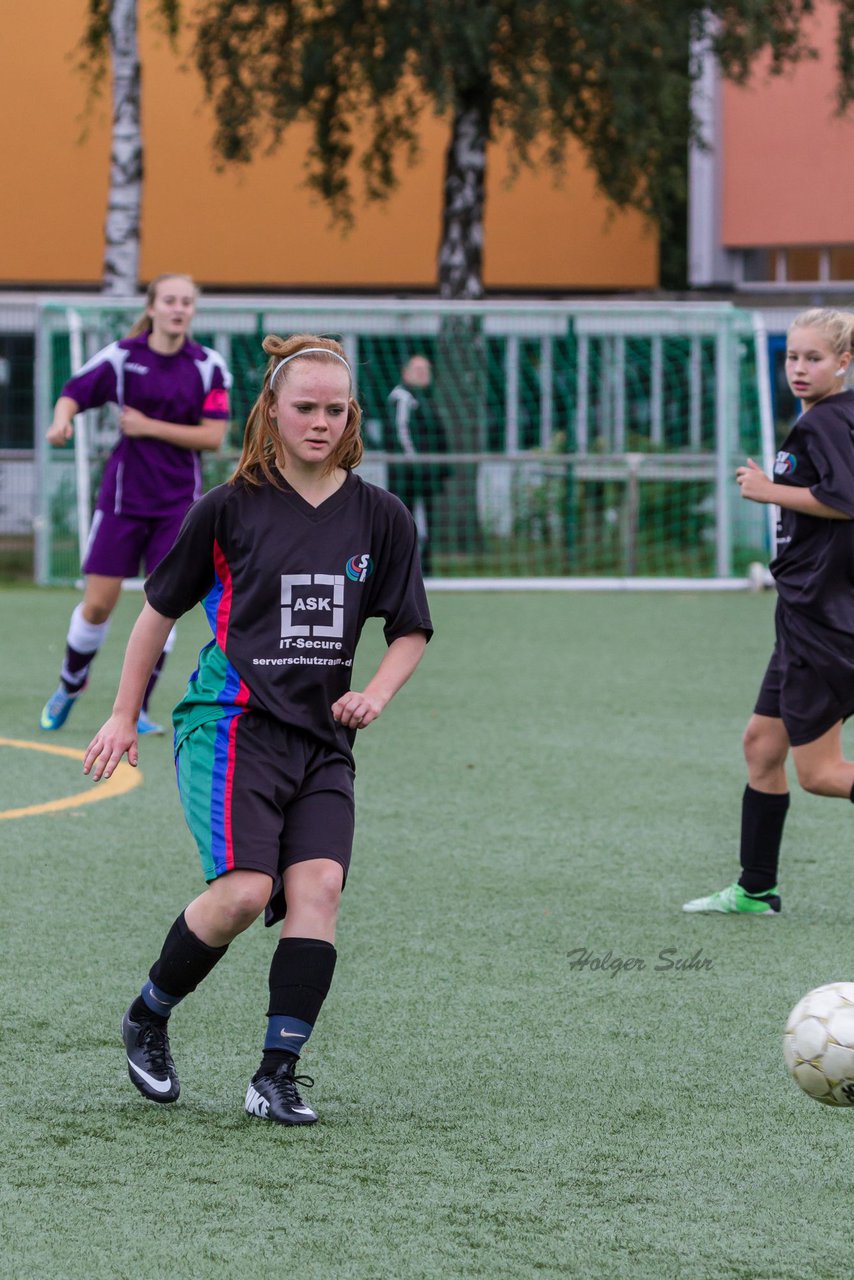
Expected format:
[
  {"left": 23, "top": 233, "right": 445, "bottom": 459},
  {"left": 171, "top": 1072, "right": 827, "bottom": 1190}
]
[{"left": 35, "top": 298, "right": 774, "bottom": 588}]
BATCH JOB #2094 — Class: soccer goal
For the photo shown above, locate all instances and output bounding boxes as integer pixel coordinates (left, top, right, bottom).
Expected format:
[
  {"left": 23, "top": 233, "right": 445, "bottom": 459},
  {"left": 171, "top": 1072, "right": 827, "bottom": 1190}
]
[{"left": 34, "top": 296, "right": 776, "bottom": 589}]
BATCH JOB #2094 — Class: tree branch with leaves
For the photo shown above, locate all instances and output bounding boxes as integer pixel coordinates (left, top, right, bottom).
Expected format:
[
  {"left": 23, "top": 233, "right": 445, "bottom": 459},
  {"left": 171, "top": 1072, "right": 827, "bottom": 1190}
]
[{"left": 192, "top": 0, "right": 854, "bottom": 298}]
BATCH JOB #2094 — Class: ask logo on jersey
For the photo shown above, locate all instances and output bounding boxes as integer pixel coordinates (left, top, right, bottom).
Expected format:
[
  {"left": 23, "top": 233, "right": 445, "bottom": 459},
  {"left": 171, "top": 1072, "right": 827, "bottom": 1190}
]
[{"left": 280, "top": 573, "right": 344, "bottom": 645}]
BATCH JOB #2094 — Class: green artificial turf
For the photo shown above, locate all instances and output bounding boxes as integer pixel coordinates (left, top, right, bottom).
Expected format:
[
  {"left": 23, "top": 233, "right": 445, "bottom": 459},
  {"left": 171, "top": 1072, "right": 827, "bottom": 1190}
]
[{"left": 2, "top": 586, "right": 854, "bottom": 1279}]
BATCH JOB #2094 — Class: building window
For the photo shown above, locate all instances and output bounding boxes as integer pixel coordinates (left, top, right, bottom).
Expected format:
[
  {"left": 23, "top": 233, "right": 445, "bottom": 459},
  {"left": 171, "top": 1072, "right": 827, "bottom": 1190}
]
[
  {"left": 741, "top": 245, "right": 854, "bottom": 284},
  {"left": 829, "top": 247, "right": 854, "bottom": 281},
  {"left": 741, "top": 249, "right": 772, "bottom": 282},
  {"left": 785, "top": 248, "right": 822, "bottom": 282}
]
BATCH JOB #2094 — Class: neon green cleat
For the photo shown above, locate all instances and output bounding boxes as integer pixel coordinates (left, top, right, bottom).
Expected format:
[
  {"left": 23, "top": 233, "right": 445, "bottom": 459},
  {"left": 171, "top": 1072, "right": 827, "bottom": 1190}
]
[{"left": 682, "top": 882, "right": 781, "bottom": 915}]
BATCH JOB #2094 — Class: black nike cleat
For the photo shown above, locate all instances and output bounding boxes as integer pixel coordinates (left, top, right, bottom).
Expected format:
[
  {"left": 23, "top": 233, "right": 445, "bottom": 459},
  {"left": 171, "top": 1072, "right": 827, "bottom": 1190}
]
[
  {"left": 121, "top": 1007, "right": 180, "bottom": 1104},
  {"left": 244, "top": 1060, "right": 317, "bottom": 1125}
]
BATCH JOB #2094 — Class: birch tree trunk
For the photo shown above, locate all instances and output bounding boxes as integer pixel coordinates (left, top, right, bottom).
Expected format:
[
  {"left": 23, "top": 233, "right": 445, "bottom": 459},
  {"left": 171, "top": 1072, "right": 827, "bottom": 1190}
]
[
  {"left": 434, "top": 94, "right": 491, "bottom": 555},
  {"left": 102, "top": 0, "right": 142, "bottom": 295},
  {"left": 437, "top": 96, "right": 489, "bottom": 301}
]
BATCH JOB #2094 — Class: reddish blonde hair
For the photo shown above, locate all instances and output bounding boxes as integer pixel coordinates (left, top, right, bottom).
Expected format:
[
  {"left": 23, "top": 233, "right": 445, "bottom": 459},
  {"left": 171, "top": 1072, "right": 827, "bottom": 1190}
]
[{"left": 231, "top": 334, "right": 363, "bottom": 487}]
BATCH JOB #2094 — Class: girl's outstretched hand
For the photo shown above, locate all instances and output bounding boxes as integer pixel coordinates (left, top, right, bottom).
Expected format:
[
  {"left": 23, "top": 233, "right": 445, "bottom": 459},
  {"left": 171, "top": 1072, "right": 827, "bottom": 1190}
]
[{"left": 83, "top": 715, "right": 139, "bottom": 781}]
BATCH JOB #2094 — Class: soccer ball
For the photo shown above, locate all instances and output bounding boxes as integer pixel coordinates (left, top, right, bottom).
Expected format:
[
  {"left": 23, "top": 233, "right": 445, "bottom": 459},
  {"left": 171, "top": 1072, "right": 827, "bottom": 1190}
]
[
  {"left": 747, "top": 561, "right": 769, "bottom": 591},
  {"left": 784, "top": 982, "right": 854, "bottom": 1106}
]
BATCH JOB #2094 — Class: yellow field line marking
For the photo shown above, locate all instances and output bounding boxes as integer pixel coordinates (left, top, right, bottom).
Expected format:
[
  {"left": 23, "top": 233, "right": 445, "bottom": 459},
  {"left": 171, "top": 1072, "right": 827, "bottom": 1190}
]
[{"left": 0, "top": 737, "right": 143, "bottom": 819}]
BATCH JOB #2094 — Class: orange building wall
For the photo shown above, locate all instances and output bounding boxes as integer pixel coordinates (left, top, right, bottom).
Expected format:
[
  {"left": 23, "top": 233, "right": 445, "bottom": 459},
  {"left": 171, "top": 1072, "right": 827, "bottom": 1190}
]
[
  {"left": 722, "top": 0, "right": 854, "bottom": 247},
  {"left": 3, "top": 1, "right": 657, "bottom": 291}
]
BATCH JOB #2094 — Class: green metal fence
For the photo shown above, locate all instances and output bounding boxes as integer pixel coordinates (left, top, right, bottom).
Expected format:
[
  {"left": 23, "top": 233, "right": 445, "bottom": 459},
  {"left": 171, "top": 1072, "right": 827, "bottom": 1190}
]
[{"left": 34, "top": 297, "right": 771, "bottom": 586}]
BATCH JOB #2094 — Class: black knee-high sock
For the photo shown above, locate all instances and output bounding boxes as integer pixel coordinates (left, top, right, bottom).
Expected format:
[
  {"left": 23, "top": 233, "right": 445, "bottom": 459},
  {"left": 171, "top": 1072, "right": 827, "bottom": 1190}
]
[
  {"left": 259, "top": 937, "right": 337, "bottom": 1071},
  {"left": 141, "top": 649, "right": 168, "bottom": 713},
  {"left": 738, "top": 785, "right": 790, "bottom": 894},
  {"left": 132, "top": 912, "right": 228, "bottom": 1022}
]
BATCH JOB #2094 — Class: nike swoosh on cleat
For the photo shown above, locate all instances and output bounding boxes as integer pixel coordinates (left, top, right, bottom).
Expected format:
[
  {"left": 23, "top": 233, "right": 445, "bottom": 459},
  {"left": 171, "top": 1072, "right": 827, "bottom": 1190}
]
[
  {"left": 293, "top": 1107, "right": 315, "bottom": 1116},
  {"left": 128, "top": 1058, "right": 174, "bottom": 1093}
]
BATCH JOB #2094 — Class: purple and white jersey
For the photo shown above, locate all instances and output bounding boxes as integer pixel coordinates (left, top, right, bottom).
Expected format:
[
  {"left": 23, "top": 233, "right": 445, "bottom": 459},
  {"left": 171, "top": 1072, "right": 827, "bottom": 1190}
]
[{"left": 62, "top": 333, "right": 232, "bottom": 519}]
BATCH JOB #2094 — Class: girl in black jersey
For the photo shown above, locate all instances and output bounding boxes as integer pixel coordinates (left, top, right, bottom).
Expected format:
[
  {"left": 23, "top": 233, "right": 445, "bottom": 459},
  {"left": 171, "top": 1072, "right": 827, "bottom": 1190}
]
[
  {"left": 685, "top": 308, "right": 854, "bottom": 915},
  {"left": 83, "top": 334, "right": 432, "bottom": 1124}
]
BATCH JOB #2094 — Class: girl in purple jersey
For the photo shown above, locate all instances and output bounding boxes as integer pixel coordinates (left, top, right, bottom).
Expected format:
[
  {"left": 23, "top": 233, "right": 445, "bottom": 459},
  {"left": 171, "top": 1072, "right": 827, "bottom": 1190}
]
[
  {"left": 82, "top": 334, "right": 431, "bottom": 1126},
  {"left": 684, "top": 308, "right": 854, "bottom": 915},
  {"left": 40, "top": 273, "right": 232, "bottom": 736}
]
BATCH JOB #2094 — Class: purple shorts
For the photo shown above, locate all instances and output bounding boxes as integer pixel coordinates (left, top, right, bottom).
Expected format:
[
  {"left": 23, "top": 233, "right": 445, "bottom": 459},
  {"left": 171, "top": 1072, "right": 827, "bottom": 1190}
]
[
  {"left": 176, "top": 713, "right": 355, "bottom": 927},
  {"left": 82, "top": 507, "right": 186, "bottom": 578}
]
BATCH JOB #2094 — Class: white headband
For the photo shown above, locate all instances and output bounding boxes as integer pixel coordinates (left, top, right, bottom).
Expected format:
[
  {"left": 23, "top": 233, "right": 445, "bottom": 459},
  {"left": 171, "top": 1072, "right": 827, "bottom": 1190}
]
[{"left": 269, "top": 347, "right": 351, "bottom": 387}]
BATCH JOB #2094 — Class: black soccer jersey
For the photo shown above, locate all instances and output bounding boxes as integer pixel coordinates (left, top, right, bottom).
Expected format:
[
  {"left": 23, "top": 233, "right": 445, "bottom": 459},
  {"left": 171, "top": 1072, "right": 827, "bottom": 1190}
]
[
  {"left": 144, "top": 471, "right": 433, "bottom": 758},
  {"left": 770, "top": 390, "right": 854, "bottom": 632}
]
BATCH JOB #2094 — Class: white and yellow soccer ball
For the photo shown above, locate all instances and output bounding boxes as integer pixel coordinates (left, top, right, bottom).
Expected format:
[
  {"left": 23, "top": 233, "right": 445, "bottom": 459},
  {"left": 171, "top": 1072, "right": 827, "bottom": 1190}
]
[{"left": 784, "top": 982, "right": 854, "bottom": 1106}]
